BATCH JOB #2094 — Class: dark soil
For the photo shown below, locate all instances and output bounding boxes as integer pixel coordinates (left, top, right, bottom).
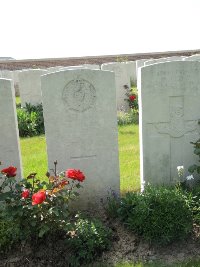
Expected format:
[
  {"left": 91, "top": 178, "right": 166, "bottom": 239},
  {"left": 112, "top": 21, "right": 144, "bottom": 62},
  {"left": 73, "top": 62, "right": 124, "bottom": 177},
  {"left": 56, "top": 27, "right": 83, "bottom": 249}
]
[{"left": 1, "top": 212, "right": 200, "bottom": 267}]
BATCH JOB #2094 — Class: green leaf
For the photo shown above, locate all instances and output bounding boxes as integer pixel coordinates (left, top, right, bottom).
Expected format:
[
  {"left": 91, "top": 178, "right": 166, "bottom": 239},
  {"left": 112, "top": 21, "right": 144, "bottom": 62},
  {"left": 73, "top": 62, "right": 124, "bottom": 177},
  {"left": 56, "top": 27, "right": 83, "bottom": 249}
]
[
  {"left": 39, "top": 225, "right": 50, "bottom": 237},
  {"left": 194, "top": 148, "right": 200, "bottom": 155},
  {"left": 197, "top": 166, "right": 200, "bottom": 174},
  {"left": 188, "top": 164, "right": 198, "bottom": 173},
  {"left": 0, "top": 192, "right": 13, "bottom": 201}
]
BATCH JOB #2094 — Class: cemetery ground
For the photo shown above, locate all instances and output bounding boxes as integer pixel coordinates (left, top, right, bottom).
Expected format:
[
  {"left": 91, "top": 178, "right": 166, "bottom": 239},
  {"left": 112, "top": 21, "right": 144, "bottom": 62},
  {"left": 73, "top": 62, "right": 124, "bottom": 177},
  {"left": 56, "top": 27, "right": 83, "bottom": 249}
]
[{"left": 2, "top": 123, "right": 200, "bottom": 266}]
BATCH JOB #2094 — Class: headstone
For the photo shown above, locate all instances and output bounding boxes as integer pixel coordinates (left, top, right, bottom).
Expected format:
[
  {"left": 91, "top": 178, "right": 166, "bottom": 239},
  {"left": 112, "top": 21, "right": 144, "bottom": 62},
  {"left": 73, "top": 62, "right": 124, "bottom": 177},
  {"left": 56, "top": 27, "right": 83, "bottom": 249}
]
[
  {"left": 0, "top": 70, "right": 19, "bottom": 96},
  {"left": 184, "top": 54, "right": 200, "bottom": 61},
  {"left": 83, "top": 64, "right": 100, "bottom": 69},
  {"left": 41, "top": 69, "right": 120, "bottom": 208},
  {"left": 13, "top": 70, "right": 20, "bottom": 96},
  {"left": 60, "top": 64, "right": 100, "bottom": 71},
  {"left": 139, "top": 61, "right": 200, "bottom": 186},
  {"left": 144, "top": 56, "right": 185, "bottom": 66},
  {"left": 101, "top": 62, "right": 130, "bottom": 111},
  {"left": 46, "top": 66, "right": 64, "bottom": 72},
  {"left": 0, "top": 79, "right": 22, "bottom": 178},
  {"left": 136, "top": 59, "right": 150, "bottom": 79},
  {"left": 18, "top": 69, "right": 47, "bottom": 107},
  {"left": 123, "top": 61, "right": 137, "bottom": 85}
]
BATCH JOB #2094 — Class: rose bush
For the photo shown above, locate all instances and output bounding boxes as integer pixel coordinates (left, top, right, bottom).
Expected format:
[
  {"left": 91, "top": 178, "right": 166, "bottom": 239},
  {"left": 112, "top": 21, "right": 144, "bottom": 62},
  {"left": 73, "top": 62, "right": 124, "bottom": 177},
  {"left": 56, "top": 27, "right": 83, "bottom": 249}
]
[
  {"left": 0, "top": 161, "right": 86, "bottom": 241},
  {"left": 124, "top": 85, "right": 138, "bottom": 111}
]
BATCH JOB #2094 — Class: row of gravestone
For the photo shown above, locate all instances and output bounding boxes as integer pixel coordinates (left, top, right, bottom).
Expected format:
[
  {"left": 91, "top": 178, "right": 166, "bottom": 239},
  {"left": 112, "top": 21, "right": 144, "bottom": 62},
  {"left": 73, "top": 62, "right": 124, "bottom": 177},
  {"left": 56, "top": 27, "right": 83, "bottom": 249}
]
[
  {"left": 0, "top": 62, "right": 136, "bottom": 112},
  {"left": 3, "top": 54, "right": 198, "bottom": 113},
  {"left": 1, "top": 59, "right": 200, "bottom": 207}
]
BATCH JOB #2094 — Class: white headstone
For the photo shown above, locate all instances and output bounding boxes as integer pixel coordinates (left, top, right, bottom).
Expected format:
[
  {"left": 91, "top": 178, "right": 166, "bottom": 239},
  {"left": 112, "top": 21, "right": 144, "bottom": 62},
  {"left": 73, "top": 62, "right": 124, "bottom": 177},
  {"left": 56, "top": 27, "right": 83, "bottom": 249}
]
[
  {"left": 41, "top": 69, "right": 120, "bottom": 208},
  {"left": 0, "top": 70, "right": 19, "bottom": 96},
  {"left": 136, "top": 59, "right": 150, "bottom": 79},
  {"left": 60, "top": 64, "right": 100, "bottom": 71},
  {"left": 46, "top": 66, "right": 64, "bottom": 72},
  {"left": 13, "top": 70, "right": 20, "bottom": 96},
  {"left": 139, "top": 61, "right": 200, "bottom": 186},
  {"left": 144, "top": 56, "right": 185, "bottom": 66},
  {"left": 101, "top": 62, "right": 130, "bottom": 111},
  {"left": 123, "top": 61, "right": 137, "bottom": 85},
  {"left": 83, "top": 64, "right": 100, "bottom": 69},
  {"left": 184, "top": 54, "right": 200, "bottom": 61},
  {"left": 18, "top": 69, "right": 47, "bottom": 107},
  {"left": 0, "top": 79, "right": 22, "bottom": 178}
]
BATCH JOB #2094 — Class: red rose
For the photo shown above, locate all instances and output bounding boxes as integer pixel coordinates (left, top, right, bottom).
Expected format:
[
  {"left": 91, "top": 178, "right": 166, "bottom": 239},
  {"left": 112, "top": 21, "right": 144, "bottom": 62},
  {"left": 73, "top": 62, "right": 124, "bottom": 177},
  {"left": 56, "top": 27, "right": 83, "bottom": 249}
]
[
  {"left": 65, "top": 169, "right": 85, "bottom": 182},
  {"left": 32, "top": 191, "right": 46, "bottom": 205},
  {"left": 1, "top": 166, "right": 17, "bottom": 177},
  {"left": 129, "top": 95, "right": 136, "bottom": 101},
  {"left": 21, "top": 189, "right": 30, "bottom": 199}
]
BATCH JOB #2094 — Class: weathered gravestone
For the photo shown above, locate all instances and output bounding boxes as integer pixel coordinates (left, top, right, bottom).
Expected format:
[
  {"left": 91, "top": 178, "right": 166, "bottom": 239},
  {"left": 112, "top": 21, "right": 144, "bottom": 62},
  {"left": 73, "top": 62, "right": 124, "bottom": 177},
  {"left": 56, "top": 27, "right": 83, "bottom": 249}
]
[
  {"left": 0, "top": 70, "right": 20, "bottom": 96},
  {"left": 123, "top": 61, "right": 137, "bottom": 85},
  {"left": 136, "top": 59, "right": 150, "bottom": 79},
  {"left": 41, "top": 69, "right": 120, "bottom": 208},
  {"left": 138, "top": 61, "right": 200, "bottom": 186},
  {"left": 18, "top": 69, "right": 47, "bottom": 107},
  {"left": 101, "top": 62, "right": 130, "bottom": 111},
  {"left": 184, "top": 54, "right": 200, "bottom": 61},
  {"left": 144, "top": 56, "right": 185, "bottom": 66},
  {"left": 60, "top": 64, "right": 100, "bottom": 71},
  {"left": 0, "top": 79, "right": 22, "bottom": 178}
]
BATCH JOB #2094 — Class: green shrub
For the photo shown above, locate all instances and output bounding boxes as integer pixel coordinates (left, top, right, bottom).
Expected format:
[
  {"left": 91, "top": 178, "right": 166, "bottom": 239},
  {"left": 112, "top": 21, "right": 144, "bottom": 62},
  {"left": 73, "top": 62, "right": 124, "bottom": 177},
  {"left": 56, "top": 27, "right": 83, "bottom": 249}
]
[
  {"left": 177, "top": 183, "right": 200, "bottom": 224},
  {"left": 0, "top": 217, "right": 20, "bottom": 251},
  {"left": 118, "top": 186, "right": 193, "bottom": 245},
  {"left": 117, "top": 109, "right": 139, "bottom": 125},
  {"left": 66, "top": 216, "right": 112, "bottom": 266},
  {"left": 102, "top": 189, "right": 121, "bottom": 218},
  {"left": 0, "top": 162, "right": 86, "bottom": 244},
  {"left": 17, "top": 103, "right": 45, "bottom": 137}
]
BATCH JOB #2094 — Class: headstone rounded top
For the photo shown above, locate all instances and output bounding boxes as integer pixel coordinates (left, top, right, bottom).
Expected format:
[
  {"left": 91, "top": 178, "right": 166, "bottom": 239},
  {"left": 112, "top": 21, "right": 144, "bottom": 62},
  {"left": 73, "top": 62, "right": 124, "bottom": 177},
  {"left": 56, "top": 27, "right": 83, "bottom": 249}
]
[{"left": 62, "top": 78, "right": 96, "bottom": 112}]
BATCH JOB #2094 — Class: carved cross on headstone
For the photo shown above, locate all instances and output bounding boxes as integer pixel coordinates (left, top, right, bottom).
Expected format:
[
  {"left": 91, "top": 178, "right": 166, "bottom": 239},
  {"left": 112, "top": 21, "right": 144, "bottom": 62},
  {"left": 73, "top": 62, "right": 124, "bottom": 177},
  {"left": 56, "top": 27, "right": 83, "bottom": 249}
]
[{"left": 154, "top": 96, "right": 198, "bottom": 181}]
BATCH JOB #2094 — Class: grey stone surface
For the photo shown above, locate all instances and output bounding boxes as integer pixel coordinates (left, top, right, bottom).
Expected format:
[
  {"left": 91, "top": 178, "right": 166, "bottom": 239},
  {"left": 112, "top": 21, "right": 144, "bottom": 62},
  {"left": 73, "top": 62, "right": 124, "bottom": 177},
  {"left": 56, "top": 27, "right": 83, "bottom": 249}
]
[
  {"left": 41, "top": 69, "right": 120, "bottom": 208},
  {"left": 18, "top": 69, "right": 47, "bottom": 107},
  {"left": 60, "top": 64, "right": 100, "bottom": 71},
  {"left": 0, "top": 79, "right": 22, "bottom": 178},
  {"left": 46, "top": 66, "right": 64, "bottom": 72},
  {"left": 101, "top": 62, "right": 130, "bottom": 111},
  {"left": 123, "top": 61, "right": 137, "bottom": 85},
  {"left": 138, "top": 61, "right": 200, "bottom": 186},
  {"left": 144, "top": 56, "right": 185, "bottom": 66},
  {"left": 12, "top": 70, "right": 20, "bottom": 96},
  {"left": 136, "top": 59, "right": 150, "bottom": 79},
  {"left": 184, "top": 54, "right": 200, "bottom": 61},
  {"left": 0, "top": 70, "right": 19, "bottom": 96},
  {"left": 83, "top": 64, "right": 100, "bottom": 69}
]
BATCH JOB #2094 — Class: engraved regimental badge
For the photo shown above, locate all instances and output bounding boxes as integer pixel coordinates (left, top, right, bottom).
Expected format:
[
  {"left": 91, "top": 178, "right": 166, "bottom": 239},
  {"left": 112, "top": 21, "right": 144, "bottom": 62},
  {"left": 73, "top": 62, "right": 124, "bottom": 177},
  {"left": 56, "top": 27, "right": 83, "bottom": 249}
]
[{"left": 62, "top": 78, "right": 96, "bottom": 112}]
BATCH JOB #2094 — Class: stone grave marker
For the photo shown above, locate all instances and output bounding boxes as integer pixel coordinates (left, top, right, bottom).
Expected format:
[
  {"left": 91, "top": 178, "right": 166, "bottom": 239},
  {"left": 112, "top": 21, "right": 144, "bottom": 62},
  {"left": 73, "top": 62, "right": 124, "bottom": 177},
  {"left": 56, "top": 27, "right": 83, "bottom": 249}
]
[
  {"left": 101, "top": 62, "right": 130, "bottom": 111},
  {"left": 0, "top": 79, "right": 22, "bottom": 178},
  {"left": 122, "top": 61, "right": 137, "bottom": 86},
  {"left": 184, "top": 54, "right": 200, "bottom": 61},
  {"left": 60, "top": 64, "right": 100, "bottom": 71},
  {"left": 18, "top": 69, "right": 47, "bottom": 107},
  {"left": 136, "top": 59, "right": 150, "bottom": 80},
  {"left": 144, "top": 56, "right": 185, "bottom": 66},
  {"left": 138, "top": 61, "right": 200, "bottom": 186},
  {"left": 41, "top": 69, "right": 120, "bottom": 208}
]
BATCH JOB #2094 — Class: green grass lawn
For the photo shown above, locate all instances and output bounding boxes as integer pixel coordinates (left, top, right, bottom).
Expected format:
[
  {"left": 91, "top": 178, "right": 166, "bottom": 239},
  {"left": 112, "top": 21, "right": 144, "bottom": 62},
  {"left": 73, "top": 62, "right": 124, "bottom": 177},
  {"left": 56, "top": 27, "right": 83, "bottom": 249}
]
[{"left": 20, "top": 123, "right": 140, "bottom": 192}]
